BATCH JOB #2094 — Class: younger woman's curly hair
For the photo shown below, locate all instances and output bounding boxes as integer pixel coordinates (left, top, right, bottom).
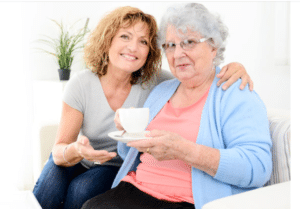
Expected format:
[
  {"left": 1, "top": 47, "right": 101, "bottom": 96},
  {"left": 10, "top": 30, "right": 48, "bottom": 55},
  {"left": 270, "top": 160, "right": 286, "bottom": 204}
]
[{"left": 84, "top": 6, "right": 161, "bottom": 85}]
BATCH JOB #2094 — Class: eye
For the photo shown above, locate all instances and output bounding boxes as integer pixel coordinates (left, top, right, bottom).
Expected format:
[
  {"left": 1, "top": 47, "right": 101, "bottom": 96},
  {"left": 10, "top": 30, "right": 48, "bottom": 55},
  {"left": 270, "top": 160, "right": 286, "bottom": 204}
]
[
  {"left": 120, "top": 34, "right": 129, "bottom": 40},
  {"left": 166, "top": 42, "right": 176, "bottom": 49},
  {"left": 162, "top": 42, "right": 176, "bottom": 51},
  {"left": 183, "top": 39, "right": 197, "bottom": 46},
  {"left": 140, "top": 40, "right": 148, "bottom": 45}
]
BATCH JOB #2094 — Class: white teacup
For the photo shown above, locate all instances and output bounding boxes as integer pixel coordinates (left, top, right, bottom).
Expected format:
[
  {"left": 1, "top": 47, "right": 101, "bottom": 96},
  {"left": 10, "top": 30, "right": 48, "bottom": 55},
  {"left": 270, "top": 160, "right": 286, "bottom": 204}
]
[{"left": 119, "top": 108, "right": 149, "bottom": 134}]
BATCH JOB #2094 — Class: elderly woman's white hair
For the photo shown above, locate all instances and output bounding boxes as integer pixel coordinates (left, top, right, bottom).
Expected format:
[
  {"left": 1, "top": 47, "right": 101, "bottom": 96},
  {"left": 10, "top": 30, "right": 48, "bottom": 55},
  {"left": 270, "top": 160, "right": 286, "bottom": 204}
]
[{"left": 158, "top": 3, "right": 228, "bottom": 66}]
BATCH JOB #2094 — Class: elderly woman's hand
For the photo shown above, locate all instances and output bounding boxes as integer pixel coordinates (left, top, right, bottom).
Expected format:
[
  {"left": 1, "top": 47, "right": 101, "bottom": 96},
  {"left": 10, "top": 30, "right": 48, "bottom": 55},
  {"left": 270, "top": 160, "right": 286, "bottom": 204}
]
[
  {"left": 127, "top": 129, "right": 187, "bottom": 161},
  {"left": 127, "top": 129, "right": 220, "bottom": 176},
  {"left": 217, "top": 62, "right": 254, "bottom": 91},
  {"left": 75, "top": 136, "right": 117, "bottom": 164}
]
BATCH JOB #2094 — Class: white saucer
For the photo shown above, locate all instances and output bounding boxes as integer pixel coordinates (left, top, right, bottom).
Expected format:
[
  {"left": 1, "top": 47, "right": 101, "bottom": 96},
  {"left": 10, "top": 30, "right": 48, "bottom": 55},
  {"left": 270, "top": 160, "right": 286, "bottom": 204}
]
[{"left": 108, "top": 131, "right": 151, "bottom": 143}]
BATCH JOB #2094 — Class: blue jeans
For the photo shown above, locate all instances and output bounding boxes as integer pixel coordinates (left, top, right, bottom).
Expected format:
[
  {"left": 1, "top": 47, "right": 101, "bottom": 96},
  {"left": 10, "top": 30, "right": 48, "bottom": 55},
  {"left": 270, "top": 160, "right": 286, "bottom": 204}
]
[{"left": 33, "top": 153, "right": 119, "bottom": 209}]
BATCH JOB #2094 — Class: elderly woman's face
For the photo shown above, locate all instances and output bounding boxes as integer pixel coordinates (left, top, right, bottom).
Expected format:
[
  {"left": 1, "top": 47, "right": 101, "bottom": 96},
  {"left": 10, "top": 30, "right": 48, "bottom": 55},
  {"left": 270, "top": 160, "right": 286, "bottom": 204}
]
[
  {"left": 108, "top": 21, "right": 150, "bottom": 74},
  {"left": 165, "top": 25, "right": 217, "bottom": 83}
]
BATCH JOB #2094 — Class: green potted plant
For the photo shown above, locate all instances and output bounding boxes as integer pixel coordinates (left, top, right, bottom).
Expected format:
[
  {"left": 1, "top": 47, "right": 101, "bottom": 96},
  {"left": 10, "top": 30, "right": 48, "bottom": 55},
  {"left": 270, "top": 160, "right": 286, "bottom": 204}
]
[{"left": 36, "top": 18, "right": 90, "bottom": 80}]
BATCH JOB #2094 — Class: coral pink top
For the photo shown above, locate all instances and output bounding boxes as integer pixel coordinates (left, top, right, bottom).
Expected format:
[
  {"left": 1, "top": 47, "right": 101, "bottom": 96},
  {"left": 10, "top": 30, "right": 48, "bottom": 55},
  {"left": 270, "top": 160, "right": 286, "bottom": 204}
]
[{"left": 122, "top": 88, "right": 209, "bottom": 203}]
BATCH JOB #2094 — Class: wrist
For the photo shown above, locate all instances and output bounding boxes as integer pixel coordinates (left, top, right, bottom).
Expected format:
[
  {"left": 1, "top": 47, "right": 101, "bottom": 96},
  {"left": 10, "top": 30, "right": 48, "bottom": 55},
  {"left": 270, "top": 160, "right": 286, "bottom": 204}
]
[
  {"left": 172, "top": 137, "right": 195, "bottom": 161},
  {"left": 63, "top": 144, "right": 75, "bottom": 165},
  {"left": 74, "top": 141, "right": 83, "bottom": 158},
  {"left": 63, "top": 143, "right": 82, "bottom": 166}
]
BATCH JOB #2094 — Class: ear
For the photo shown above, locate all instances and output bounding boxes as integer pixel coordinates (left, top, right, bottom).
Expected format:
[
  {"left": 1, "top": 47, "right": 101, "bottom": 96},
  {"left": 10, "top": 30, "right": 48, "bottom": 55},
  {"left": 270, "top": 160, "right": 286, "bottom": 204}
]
[{"left": 211, "top": 47, "right": 217, "bottom": 59}]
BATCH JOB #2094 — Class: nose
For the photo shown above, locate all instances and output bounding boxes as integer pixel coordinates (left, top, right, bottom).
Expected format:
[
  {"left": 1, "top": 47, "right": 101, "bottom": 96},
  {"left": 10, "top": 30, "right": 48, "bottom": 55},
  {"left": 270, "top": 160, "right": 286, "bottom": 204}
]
[
  {"left": 127, "top": 39, "right": 138, "bottom": 52},
  {"left": 173, "top": 44, "right": 186, "bottom": 59}
]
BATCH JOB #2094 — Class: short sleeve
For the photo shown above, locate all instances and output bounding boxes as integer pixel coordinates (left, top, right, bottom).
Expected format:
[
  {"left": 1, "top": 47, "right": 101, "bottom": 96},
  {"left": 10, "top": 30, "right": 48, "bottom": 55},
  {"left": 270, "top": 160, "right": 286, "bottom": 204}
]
[{"left": 63, "top": 73, "right": 85, "bottom": 114}]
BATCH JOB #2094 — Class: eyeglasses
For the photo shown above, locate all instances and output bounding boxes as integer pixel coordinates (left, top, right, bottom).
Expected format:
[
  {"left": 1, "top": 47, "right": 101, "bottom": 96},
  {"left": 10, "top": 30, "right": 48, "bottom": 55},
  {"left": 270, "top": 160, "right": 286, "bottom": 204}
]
[{"left": 162, "top": 38, "right": 208, "bottom": 53}]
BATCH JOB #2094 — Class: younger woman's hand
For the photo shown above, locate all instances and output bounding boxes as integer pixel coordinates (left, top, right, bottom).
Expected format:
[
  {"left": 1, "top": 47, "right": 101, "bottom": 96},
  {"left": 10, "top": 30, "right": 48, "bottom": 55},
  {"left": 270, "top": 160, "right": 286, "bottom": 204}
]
[
  {"left": 75, "top": 135, "right": 117, "bottom": 164},
  {"left": 216, "top": 62, "right": 254, "bottom": 91}
]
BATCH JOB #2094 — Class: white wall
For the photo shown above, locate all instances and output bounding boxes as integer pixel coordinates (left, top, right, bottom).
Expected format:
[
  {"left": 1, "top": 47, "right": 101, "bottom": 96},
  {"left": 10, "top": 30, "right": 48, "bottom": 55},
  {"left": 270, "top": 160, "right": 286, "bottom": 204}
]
[{"left": 24, "top": 1, "right": 290, "bottom": 110}]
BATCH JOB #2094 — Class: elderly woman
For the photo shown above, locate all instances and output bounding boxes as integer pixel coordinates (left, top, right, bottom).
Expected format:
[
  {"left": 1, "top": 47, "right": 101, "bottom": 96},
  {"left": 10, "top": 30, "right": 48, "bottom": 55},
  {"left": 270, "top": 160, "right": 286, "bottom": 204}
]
[
  {"left": 81, "top": 3, "right": 272, "bottom": 209},
  {"left": 33, "top": 5, "right": 252, "bottom": 209}
]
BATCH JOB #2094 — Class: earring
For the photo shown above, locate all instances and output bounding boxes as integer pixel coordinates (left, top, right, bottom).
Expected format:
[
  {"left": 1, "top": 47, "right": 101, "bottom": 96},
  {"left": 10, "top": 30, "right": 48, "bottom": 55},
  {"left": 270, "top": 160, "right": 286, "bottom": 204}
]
[{"left": 103, "top": 55, "right": 109, "bottom": 65}]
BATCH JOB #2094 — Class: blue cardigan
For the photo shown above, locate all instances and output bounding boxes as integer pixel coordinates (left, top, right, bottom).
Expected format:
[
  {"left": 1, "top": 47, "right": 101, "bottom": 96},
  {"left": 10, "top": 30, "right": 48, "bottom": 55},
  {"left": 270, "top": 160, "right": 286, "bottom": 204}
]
[{"left": 112, "top": 67, "right": 272, "bottom": 208}]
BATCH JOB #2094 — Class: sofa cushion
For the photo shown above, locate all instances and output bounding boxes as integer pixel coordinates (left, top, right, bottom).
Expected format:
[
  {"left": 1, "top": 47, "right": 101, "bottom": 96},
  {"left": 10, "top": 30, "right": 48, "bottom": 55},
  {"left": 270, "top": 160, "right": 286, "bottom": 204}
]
[{"left": 265, "top": 108, "right": 290, "bottom": 186}]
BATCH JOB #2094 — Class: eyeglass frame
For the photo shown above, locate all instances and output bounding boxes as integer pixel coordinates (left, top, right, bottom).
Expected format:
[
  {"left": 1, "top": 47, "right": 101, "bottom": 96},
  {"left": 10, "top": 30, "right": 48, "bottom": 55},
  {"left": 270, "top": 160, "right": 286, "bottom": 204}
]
[{"left": 162, "top": 37, "right": 209, "bottom": 53}]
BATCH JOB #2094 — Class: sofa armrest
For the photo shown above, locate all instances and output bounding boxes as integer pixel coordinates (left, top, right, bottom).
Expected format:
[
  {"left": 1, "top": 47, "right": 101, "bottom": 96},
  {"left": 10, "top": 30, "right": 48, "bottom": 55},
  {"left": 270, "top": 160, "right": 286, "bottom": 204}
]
[
  {"left": 202, "top": 181, "right": 290, "bottom": 209},
  {"left": 32, "top": 122, "right": 58, "bottom": 183},
  {"left": 265, "top": 108, "right": 290, "bottom": 185}
]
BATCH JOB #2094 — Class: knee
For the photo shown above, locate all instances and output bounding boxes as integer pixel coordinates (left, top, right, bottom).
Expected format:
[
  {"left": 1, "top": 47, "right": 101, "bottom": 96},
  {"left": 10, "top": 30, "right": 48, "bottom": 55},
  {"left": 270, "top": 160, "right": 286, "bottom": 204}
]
[{"left": 33, "top": 156, "right": 68, "bottom": 199}]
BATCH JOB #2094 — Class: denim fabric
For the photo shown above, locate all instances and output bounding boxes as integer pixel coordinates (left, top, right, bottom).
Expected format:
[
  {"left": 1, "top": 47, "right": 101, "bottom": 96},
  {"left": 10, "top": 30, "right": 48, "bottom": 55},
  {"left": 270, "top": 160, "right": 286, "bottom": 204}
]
[{"left": 33, "top": 153, "right": 119, "bottom": 209}]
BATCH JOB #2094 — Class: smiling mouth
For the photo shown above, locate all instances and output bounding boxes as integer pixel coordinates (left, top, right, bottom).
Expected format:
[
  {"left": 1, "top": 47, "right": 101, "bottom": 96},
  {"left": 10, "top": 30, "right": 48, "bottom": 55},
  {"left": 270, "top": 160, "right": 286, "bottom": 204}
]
[{"left": 121, "top": 54, "right": 138, "bottom": 61}]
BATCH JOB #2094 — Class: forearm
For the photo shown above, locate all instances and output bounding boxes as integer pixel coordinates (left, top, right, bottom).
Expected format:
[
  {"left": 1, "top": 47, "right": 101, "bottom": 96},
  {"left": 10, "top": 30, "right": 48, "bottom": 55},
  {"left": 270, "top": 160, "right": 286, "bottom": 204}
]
[
  {"left": 52, "top": 142, "right": 83, "bottom": 167},
  {"left": 176, "top": 140, "right": 220, "bottom": 177}
]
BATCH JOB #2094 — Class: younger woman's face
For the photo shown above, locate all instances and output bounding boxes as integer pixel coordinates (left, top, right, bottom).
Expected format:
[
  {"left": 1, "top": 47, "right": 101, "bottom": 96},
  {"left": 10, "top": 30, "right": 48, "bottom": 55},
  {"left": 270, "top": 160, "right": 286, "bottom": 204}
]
[{"left": 108, "top": 21, "right": 150, "bottom": 74}]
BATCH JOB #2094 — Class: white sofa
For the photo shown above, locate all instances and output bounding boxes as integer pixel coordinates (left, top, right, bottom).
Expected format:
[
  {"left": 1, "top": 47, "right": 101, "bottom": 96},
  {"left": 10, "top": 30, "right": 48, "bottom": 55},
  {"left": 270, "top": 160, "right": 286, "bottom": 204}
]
[{"left": 33, "top": 108, "right": 291, "bottom": 208}]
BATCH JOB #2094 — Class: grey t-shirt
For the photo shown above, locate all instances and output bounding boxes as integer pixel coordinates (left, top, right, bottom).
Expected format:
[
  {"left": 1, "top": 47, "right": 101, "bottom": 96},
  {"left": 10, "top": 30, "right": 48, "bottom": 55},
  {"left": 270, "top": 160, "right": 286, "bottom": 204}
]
[{"left": 63, "top": 69, "right": 173, "bottom": 168}]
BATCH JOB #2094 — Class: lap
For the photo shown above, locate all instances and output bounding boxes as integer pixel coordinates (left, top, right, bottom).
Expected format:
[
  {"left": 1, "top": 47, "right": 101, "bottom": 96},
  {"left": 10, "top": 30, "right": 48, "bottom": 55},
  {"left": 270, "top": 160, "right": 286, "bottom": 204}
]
[
  {"left": 81, "top": 182, "right": 195, "bottom": 209},
  {"left": 33, "top": 153, "right": 120, "bottom": 209},
  {"left": 33, "top": 153, "right": 88, "bottom": 209},
  {"left": 33, "top": 153, "right": 87, "bottom": 194},
  {"left": 67, "top": 164, "right": 119, "bottom": 196},
  {"left": 64, "top": 163, "right": 119, "bottom": 209}
]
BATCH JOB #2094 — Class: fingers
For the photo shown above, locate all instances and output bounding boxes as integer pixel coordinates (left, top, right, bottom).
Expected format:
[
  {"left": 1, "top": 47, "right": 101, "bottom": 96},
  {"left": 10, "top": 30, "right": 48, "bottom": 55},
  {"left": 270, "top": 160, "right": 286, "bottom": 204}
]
[
  {"left": 216, "top": 65, "right": 228, "bottom": 79},
  {"left": 217, "top": 68, "right": 234, "bottom": 87},
  {"left": 249, "top": 79, "right": 254, "bottom": 91},
  {"left": 221, "top": 72, "right": 241, "bottom": 90},
  {"left": 127, "top": 138, "right": 153, "bottom": 149},
  {"left": 217, "top": 62, "right": 254, "bottom": 91},
  {"left": 80, "top": 136, "right": 90, "bottom": 145},
  {"left": 75, "top": 136, "right": 89, "bottom": 156},
  {"left": 127, "top": 130, "right": 165, "bottom": 147},
  {"left": 217, "top": 63, "right": 242, "bottom": 88},
  {"left": 114, "top": 109, "right": 125, "bottom": 131},
  {"left": 76, "top": 136, "right": 117, "bottom": 163},
  {"left": 248, "top": 78, "right": 254, "bottom": 91},
  {"left": 91, "top": 151, "right": 117, "bottom": 164},
  {"left": 239, "top": 74, "right": 254, "bottom": 91},
  {"left": 239, "top": 75, "right": 248, "bottom": 90},
  {"left": 147, "top": 129, "right": 167, "bottom": 137},
  {"left": 127, "top": 130, "right": 170, "bottom": 154},
  {"left": 86, "top": 149, "right": 117, "bottom": 164}
]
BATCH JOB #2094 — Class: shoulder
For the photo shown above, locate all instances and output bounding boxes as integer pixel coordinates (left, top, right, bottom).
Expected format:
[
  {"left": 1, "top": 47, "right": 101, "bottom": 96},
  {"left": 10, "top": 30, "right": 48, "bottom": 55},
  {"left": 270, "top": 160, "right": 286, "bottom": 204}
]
[
  {"left": 211, "top": 79, "right": 268, "bottom": 128},
  {"left": 220, "top": 80, "right": 266, "bottom": 109},
  {"left": 72, "top": 69, "right": 97, "bottom": 82},
  {"left": 64, "top": 69, "right": 98, "bottom": 100},
  {"left": 66, "top": 69, "right": 97, "bottom": 88}
]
